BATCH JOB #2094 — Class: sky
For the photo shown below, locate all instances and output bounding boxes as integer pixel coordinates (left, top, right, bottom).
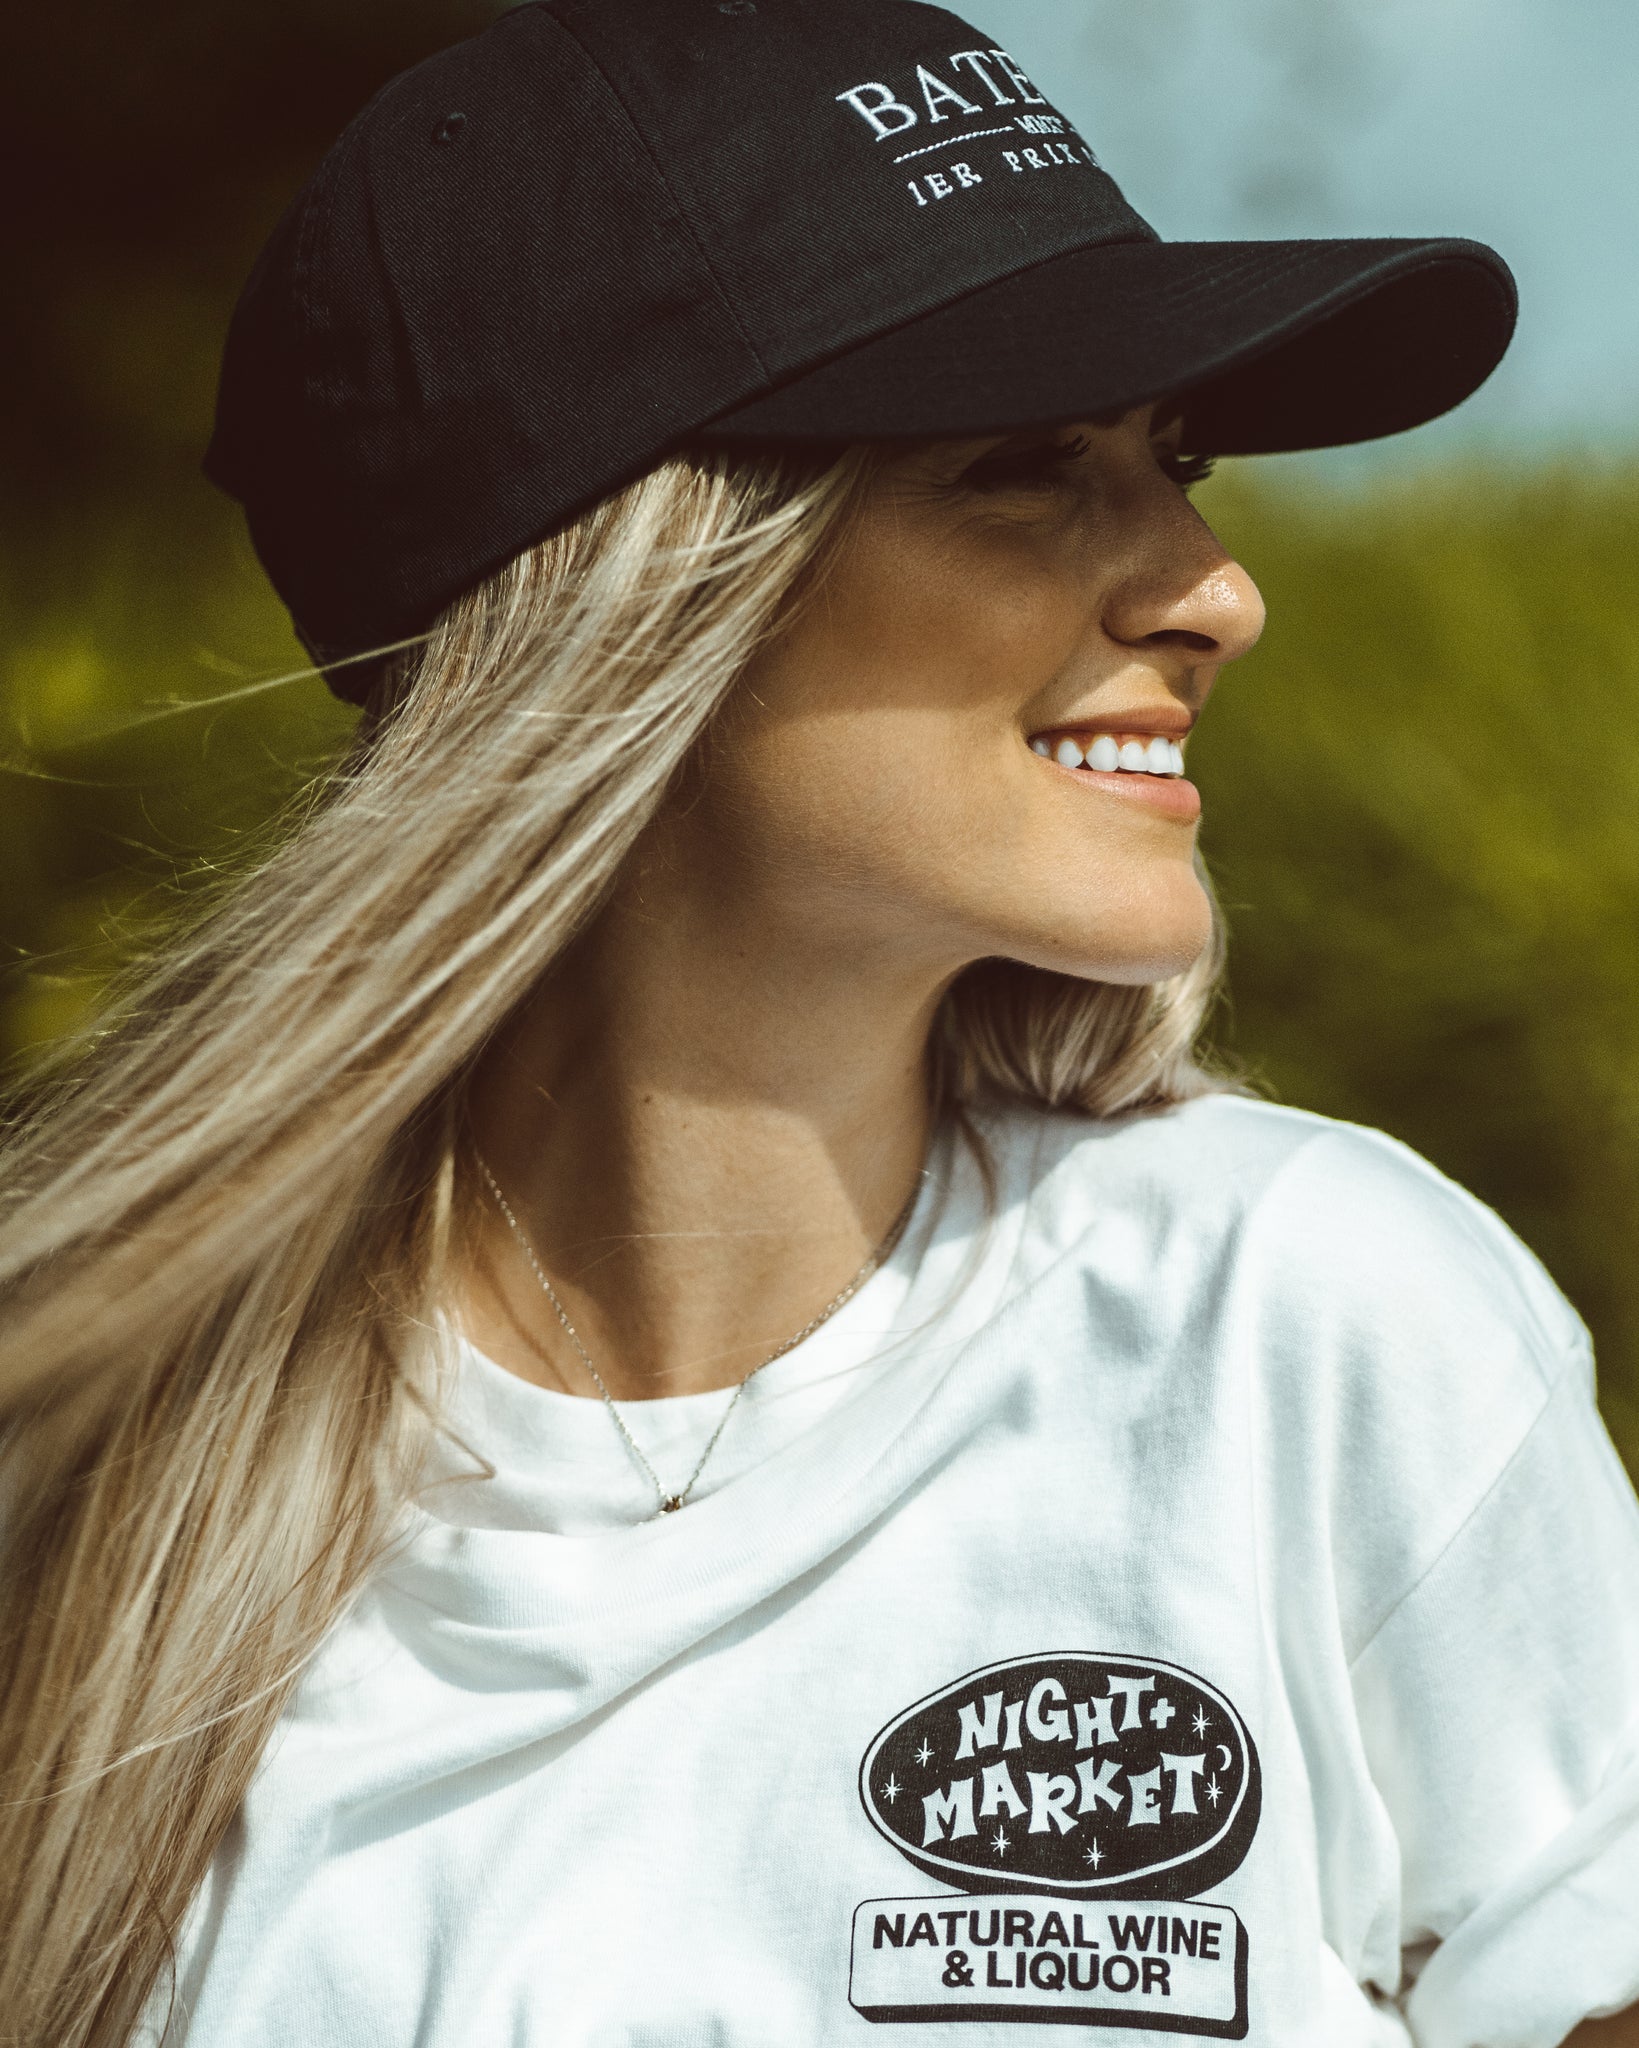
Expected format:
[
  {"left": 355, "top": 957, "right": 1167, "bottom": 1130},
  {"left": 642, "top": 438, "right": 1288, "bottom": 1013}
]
[{"left": 962, "top": 0, "right": 1639, "bottom": 477}]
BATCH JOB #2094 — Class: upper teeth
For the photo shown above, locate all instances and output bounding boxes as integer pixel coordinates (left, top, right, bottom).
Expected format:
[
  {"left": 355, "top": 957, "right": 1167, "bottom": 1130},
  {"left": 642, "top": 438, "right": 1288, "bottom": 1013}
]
[{"left": 1032, "top": 734, "right": 1187, "bottom": 778}]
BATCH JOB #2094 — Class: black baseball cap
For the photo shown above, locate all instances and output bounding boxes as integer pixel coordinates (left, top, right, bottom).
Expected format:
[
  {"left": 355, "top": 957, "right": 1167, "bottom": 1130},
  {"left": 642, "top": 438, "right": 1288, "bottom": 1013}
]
[{"left": 205, "top": 0, "right": 1517, "bottom": 701}]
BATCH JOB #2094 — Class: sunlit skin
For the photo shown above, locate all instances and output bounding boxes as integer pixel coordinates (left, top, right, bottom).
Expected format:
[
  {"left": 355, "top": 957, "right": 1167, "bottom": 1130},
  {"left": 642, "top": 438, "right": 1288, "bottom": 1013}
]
[
  {"left": 1573, "top": 2012, "right": 1639, "bottom": 2045},
  {"left": 461, "top": 402, "right": 1264, "bottom": 1401},
  {"left": 694, "top": 408, "right": 1254, "bottom": 996}
]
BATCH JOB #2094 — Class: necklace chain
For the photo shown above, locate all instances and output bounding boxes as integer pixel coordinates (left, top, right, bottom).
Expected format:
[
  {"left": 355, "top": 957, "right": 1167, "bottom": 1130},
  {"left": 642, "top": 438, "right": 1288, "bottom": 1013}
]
[{"left": 473, "top": 1151, "right": 924, "bottom": 1519}]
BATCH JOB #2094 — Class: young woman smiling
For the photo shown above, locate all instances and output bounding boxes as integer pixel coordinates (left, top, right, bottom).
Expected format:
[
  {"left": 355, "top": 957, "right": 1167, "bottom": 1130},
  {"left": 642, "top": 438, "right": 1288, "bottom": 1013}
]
[
  {"left": 2, "top": 3, "right": 1637, "bottom": 2045},
  {"left": 457, "top": 407, "right": 1249, "bottom": 1411}
]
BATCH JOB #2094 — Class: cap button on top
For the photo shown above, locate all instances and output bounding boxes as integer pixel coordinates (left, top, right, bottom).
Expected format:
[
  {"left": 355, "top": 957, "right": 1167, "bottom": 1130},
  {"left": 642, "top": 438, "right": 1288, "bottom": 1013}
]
[
  {"left": 432, "top": 112, "right": 468, "bottom": 145},
  {"left": 718, "top": 2, "right": 757, "bottom": 14}
]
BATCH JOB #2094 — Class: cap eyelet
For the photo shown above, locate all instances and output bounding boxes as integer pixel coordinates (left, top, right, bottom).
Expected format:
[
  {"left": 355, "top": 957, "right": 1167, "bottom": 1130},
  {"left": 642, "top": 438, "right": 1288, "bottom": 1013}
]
[
  {"left": 718, "top": 2, "right": 757, "bottom": 14},
  {"left": 432, "top": 112, "right": 468, "bottom": 146}
]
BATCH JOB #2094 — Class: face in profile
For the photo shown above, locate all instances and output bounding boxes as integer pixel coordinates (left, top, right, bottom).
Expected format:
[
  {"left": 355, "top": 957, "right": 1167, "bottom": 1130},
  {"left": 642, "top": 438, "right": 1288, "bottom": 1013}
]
[{"left": 672, "top": 406, "right": 1267, "bottom": 994}]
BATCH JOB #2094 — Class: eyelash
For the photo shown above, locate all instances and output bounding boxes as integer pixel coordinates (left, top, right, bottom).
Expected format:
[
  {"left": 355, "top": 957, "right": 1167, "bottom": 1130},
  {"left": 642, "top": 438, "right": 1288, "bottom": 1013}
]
[
  {"left": 1159, "top": 449, "right": 1218, "bottom": 492},
  {"left": 962, "top": 437, "right": 1218, "bottom": 496}
]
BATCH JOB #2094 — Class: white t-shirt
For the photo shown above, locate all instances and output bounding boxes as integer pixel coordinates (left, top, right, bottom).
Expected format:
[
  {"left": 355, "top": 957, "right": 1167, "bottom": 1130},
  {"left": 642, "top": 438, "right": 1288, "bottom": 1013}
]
[{"left": 162, "top": 1096, "right": 1639, "bottom": 2048}]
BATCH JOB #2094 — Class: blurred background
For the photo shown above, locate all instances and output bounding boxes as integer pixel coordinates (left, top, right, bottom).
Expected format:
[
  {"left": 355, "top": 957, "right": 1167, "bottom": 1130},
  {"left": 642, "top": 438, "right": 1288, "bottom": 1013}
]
[{"left": 3, "top": 0, "right": 1636, "bottom": 1474}]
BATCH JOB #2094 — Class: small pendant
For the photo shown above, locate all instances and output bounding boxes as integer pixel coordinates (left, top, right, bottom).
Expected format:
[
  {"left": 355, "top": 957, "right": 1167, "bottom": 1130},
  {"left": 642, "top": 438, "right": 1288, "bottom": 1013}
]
[{"left": 660, "top": 1496, "right": 686, "bottom": 1515}]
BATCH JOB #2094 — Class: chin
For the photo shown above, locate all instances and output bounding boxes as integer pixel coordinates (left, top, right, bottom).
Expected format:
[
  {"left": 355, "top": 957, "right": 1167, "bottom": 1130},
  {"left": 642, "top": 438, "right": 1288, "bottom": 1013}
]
[
  {"left": 1079, "top": 942, "right": 1213, "bottom": 987},
  {"left": 990, "top": 930, "right": 1213, "bottom": 989},
  {"left": 995, "top": 881, "right": 1216, "bottom": 988}
]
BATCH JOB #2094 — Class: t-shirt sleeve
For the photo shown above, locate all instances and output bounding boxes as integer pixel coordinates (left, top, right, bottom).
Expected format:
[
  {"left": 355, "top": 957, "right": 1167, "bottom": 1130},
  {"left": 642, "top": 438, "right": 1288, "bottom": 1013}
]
[{"left": 1347, "top": 1333, "right": 1639, "bottom": 2048}]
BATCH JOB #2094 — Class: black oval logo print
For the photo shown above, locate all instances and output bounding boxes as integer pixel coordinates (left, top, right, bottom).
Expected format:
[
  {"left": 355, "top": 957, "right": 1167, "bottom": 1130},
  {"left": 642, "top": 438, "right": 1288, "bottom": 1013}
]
[{"left": 859, "top": 1654, "right": 1260, "bottom": 1899}]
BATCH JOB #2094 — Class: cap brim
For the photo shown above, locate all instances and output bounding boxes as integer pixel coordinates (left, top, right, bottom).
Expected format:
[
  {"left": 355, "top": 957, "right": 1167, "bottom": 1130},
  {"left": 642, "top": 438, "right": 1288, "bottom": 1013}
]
[{"left": 700, "top": 236, "right": 1516, "bottom": 455}]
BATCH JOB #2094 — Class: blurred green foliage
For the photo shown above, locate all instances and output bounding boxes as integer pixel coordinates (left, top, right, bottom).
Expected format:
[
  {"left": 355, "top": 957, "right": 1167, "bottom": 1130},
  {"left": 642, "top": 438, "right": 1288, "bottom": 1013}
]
[
  {"left": 1195, "top": 465, "right": 1639, "bottom": 1476},
  {"left": 2, "top": 1, "right": 1635, "bottom": 1479},
  {"left": 0, "top": 0, "right": 491, "bottom": 1036}
]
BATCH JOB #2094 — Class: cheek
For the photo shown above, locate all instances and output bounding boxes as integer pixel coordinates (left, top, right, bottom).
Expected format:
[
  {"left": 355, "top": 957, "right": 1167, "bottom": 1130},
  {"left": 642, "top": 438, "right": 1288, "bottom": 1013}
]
[
  {"left": 707, "top": 698, "right": 987, "bottom": 912},
  {"left": 702, "top": 514, "right": 1082, "bottom": 905},
  {"left": 762, "top": 505, "right": 1087, "bottom": 725},
  {"left": 695, "top": 504, "right": 1214, "bottom": 984},
  {"left": 705, "top": 704, "right": 1213, "bottom": 989}
]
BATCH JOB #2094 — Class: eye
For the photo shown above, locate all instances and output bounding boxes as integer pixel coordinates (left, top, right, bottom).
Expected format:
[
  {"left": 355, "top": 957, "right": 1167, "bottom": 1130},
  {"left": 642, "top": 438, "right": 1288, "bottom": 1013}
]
[
  {"left": 960, "top": 433, "right": 1092, "bottom": 494},
  {"left": 1156, "top": 448, "right": 1217, "bottom": 495}
]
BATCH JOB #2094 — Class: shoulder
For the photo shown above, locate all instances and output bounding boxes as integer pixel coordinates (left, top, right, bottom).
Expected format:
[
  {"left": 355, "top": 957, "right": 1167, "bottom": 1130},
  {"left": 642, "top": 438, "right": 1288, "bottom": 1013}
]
[
  {"left": 974, "top": 1092, "right": 1595, "bottom": 1637},
  {"left": 982, "top": 1089, "right": 1586, "bottom": 1382},
  {"left": 1189, "top": 1094, "right": 1583, "bottom": 1373}
]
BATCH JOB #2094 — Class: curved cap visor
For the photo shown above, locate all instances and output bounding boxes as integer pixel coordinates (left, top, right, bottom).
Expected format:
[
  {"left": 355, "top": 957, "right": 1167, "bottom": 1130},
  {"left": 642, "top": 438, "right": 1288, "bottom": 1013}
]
[{"left": 702, "top": 236, "right": 1517, "bottom": 452}]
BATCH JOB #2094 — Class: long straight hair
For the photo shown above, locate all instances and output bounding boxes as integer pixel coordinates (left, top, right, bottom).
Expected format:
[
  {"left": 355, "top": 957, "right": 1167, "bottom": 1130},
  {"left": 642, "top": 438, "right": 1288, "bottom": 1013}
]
[{"left": 0, "top": 444, "right": 1225, "bottom": 2045}]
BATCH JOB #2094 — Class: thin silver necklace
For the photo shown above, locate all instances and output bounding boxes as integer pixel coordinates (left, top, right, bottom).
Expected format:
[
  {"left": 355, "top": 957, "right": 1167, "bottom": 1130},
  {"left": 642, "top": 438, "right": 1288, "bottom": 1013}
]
[{"left": 473, "top": 1151, "right": 925, "bottom": 1519}]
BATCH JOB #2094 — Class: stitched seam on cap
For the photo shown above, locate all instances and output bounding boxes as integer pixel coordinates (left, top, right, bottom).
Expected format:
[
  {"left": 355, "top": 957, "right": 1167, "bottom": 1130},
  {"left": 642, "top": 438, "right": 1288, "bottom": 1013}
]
[
  {"left": 544, "top": 9, "right": 771, "bottom": 383},
  {"left": 293, "top": 68, "right": 411, "bottom": 369},
  {"left": 291, "top": 134, "right": 349, "bottom": 363}
]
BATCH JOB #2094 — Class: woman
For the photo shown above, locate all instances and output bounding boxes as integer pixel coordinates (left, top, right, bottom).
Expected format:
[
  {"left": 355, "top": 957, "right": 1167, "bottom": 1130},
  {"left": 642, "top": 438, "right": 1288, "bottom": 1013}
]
[{"left": 2, "top": 1, "right": 1637, "bottom": 2043}]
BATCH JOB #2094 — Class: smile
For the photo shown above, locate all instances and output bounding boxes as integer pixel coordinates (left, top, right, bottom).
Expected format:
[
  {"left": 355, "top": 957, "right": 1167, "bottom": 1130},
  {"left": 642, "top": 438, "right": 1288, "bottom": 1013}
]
[{"left": 1029, "top": 732, "right": 1189, "bottom": 779}]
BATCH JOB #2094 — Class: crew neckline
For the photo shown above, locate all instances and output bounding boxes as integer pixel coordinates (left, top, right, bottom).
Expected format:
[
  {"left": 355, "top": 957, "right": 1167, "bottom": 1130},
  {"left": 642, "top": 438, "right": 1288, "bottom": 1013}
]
[{"left": 416, "top": 1106, "right": 1040, "bottom": 1542}]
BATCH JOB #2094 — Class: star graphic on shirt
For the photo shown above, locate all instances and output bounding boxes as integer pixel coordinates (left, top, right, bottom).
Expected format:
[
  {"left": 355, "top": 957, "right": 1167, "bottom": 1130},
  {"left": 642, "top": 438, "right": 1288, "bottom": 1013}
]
[
  {"left": 882, "top": 1775, "right": 902, "bottom": 1805},
  {"left": 1205, "top": 1774, "right": 1223, "bottom": 1808},
  {"left": 915, "top": 1739, "right": 934, "bottom": 1769},
  {"left": 1192, "top": 1707, "right": 1211, "bottom": 1739},
  {"left": 991, "top": 1828, "right": 1011, "bottom": 1857},
  {"left": 1084, "top": 1840, "right": 1104, "bottom": 1869}
]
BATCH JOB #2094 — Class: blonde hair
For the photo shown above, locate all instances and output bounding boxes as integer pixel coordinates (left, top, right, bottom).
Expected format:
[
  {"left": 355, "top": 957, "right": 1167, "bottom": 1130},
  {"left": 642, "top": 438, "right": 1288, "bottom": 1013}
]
[{"left": 0, "top": 443, "right": 1224, "bottom": 2045}]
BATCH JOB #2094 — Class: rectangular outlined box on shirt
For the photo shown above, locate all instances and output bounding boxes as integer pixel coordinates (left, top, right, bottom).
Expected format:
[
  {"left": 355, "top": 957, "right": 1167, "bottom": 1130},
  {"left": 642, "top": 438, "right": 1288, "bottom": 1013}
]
[{"left": 849, "top": 1893, "right": 1248, "bottom": 2034}]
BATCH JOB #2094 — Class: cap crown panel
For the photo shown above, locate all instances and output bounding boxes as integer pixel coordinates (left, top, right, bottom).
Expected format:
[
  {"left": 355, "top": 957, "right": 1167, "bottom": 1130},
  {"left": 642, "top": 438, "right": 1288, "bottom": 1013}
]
[
  {"left": 212, "top": 4, "right": 769, "bottom": 655},
  {"left": 550, "top": 0, "right": 1157, "bottom": 379}
]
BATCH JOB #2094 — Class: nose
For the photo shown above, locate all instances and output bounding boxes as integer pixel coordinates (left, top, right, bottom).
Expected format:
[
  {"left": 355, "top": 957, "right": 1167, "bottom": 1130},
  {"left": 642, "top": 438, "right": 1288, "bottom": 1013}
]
[{"left": 1102, "top": 523, "right": 1267, "bottom": 679}]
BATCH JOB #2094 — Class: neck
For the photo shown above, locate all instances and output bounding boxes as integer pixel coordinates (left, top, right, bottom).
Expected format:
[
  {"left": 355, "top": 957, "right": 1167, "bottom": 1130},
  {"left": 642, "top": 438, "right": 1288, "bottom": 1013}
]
[{"left": 461, "top": 847, "right": 952, "bottom": 1401}]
